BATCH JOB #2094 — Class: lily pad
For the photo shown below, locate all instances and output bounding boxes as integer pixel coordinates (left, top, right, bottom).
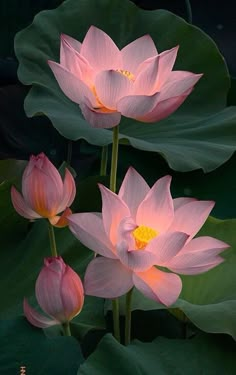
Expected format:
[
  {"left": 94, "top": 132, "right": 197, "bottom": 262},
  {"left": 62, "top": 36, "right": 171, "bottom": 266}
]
[{"left": 15, "top": 0, "right": 236, "bottom": 172}]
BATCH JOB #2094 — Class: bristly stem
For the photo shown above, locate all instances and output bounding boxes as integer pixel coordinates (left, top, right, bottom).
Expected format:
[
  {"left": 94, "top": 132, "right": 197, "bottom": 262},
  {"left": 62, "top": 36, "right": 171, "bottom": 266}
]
[
  {"left": 48, "top": 221, "right": 58, "bottom": 257},
  {"left": 125, "top": 288, "right": 133, "bottom": 345},
  {"left": 109, "top": 125, "right": 120, "bottom": 342},
  {"left": 100, "top": 145, "right": 108, "bottom": 176},
  {"left": 62, "top": 322, "right": 71, "bottom": 336},
  {"left": 185, "top": 0, "right": 193, "bottom": 23}
]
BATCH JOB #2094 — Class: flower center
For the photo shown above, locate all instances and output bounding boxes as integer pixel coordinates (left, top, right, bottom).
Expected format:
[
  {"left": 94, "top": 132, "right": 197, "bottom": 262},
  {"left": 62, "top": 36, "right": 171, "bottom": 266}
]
[
  {"left": 132, "top": 225, "right": 158, "bottom": 250},
  {"left": 116, "top": 69, "right": 135, "bottom": 81}
]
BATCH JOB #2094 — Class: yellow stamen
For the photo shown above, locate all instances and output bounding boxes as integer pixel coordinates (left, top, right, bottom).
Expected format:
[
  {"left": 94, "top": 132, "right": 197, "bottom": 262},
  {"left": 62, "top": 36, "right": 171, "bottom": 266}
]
[
  {"left": 133, "top": 225, "right": 158, "bottom": 250},
  {"left": 116, "top": 69, "right": 135, "bottom": 81}
]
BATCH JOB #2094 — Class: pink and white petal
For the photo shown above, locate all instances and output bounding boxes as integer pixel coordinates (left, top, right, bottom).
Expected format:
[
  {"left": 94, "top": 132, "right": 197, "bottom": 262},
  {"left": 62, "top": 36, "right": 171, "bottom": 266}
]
[
  {"left": 155, "top": 46, "right": 179, "bottom": 88},
  {"left": 179, "top": 236, "right": 229, "bottom": 255},
  {"left": 117, "top": 240, "right": 157, "bottom": 272},
  {"left": 80, "top": 26, "right": 121, "bottom": 71},
  {"left": 84, "top": 257, "right": 133, "bottom": 298},
  {"left": 80, "top": 100, "right": 121, "bottom": 128},
  {"left": 48, "top": 61, "right": 97, "bottom": 106},
  {"left": 118, "top": 167, "right": 150, "bottom": 219},
  {"left": 95, "top": 70, "right": 132, "bottom": 110},
  {"left": 60, "top": 34, "right": 82, "bottom": 54},
  {"left": 173, "top": 197, "right": 196, "bottom": 211},
  {"left": 117, "top": 92, "right": 160, "bottom": 119},
  {"left": 121, "top": 35, "right": 158, "bottom": 75},
  {"left": 133, "top": 267, "right": 182, "bottom": 306},
  {"left": 160, "top": 72, "right": 203, "bottom": 101},
  {"left": 56, "top": 169, "right": 76, "bottom": 213},
  {"left": 137, "top": 89, "right": 192, "bottom": 123},
  {"left": 68, "top": 212, "right": 117, "bottom": 258},
  {"left": 167, "top": 253, "right": 224, "bottom": 275},
  {"left": 136, "top": 175, "right": 174, "bottom": 232},
  {"left": 169, "top": 200, "right": 215, "bottom": 240},
  {"left": 11, "top": 187, "right": 40, "bottom": 219},
  {"left": 146, "top": 231, "right": 189, "bottom": 265},
  {"left": 23, "top": 299, "right": 58, "bottom": 328},
  {"left": 99, "top": 184, "right": 130, "bottom": 245},
  {"left": 133, "top": 55, "right": 159, "bottom": 95},
  {"left": 61, "top": 266, "right": 84, "bottom": 320}
]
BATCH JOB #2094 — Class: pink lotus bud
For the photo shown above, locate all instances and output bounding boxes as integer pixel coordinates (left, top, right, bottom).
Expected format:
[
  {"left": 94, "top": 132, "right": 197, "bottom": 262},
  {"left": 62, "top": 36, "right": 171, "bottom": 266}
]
[
  {"left": 11, "top": 153, "right": 76, "bottom": 227},
  {"left": 24, "top": 256, "right": 84, "bottom": 328}
]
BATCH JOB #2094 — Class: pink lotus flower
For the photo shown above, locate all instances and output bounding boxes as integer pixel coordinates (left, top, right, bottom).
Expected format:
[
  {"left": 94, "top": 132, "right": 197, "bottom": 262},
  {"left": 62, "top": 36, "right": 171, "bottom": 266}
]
[
  {"left": 24, "top": 256, "right": 84, "bottom": 328},
  {"left": 48, "top": 26, "right": 202, "bottom": 128},
  {"left": 68, "top": 168, "right": 228, "bottom": 306},
  {"left": 11, "top": 153, "right": 76, "bottom": 227}
]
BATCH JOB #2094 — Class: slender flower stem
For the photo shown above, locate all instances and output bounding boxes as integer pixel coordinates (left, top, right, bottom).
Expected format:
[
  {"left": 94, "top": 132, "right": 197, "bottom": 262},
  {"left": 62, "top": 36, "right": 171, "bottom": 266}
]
[
  {"left": 185, "top": 0, "right": 192, "bottom": 23},
  {"left": 62, "top": 322, "right": 71, "bottom": 336},
  {"left": 48, "top": 221, "right": 58, "bottom": 257},
  {"left": 109, "top": 125, "right": 120, "bottom": 342},
  {"left": 125, "top": 288, "right": 133, "bottom": 345},
  {"left": 67, "top": 140, "right": 73, "bottom": 165},
  {"left": 100, "top": 145, "right": 108, "bottom": 176}
]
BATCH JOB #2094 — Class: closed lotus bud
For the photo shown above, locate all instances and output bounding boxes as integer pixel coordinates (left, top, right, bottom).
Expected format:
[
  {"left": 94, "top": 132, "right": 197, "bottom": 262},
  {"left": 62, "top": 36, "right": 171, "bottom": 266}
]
[{"left": 24, "top": 256, "right": 84, "bottom": 328}]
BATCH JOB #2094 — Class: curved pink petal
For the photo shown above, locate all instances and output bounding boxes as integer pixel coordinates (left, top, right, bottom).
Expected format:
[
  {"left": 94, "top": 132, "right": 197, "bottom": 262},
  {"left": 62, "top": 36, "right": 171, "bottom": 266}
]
[
  {"left": 178, "top": 236, "right": 229, "bottom": 255},
  {"left": 117, "top": 92, "right": 160, "bottom": 119},
  {"left": 117, "top": 240, "right": 157, "bottom": 272},
  {"left": 57, "top": 169, "right": 76, "bottom": 213},
  {"left": 48, "top": 61, "right": 97, "bottom": 106},
  {"left": 169, "top": 200, "right": 215, "bottom": 240},
  {"left": 84, "top": 257, "right": 133, "bottom": 298},
  {"left": 11, "top": 186, "right": 40, "bottom": 219},
  {"left": 160, "top": 72, "right": 203, "bottom": 101},
  {"left": 138, "top": 89, "right": 192, "bottom": 122},
  {"left": 60, "top": 34, "right": 82, "bottom": 54},
  {"left": 99, "top": 184, "right": 130, "bottom": 245},
  {"left": 95, "top": 70, "right": 132, "bottom": 110},
  {"left": 80, "top": 26, "right": 121, "bottom": 71},
  {"left": 133, "top": 267, "right": 182, "bottom": 306},
  {"left": 80, "top": 100, "right": 121, "bottom": 128},
  {"left": 118, "top": 167, "right": 150, "bottom": 219},
  {"left": 136, "top": 175, "right": 174, "bottom": 233},
  {"left": 146, "top": 231, "right": 189, "bottom": 265},
  {"left": 68, "top": 213, "right": 117, "bottom": 258},
  {"left": 173, "top": 197, "right": 196, "bottom": 211},
  {"left": 121, "top": 35, "right": 158, "bottom": 75},
  {"left": 155, "top": 46, "right": 179, "bottom": 88},
  {"left": 49, "top": 207, "right": 72, "bottom": 228},
  {"left": 61, "top": 266, "right": 84, "bottom": 320},
  {"left": 133, "top": 55, "right": 159, "bottom": 95},
  {"left": 167, "top": 253, "right": 224, "bottom": 275},
  {"left": 23, "top": 298, "right": 58, "bottom": 328}
]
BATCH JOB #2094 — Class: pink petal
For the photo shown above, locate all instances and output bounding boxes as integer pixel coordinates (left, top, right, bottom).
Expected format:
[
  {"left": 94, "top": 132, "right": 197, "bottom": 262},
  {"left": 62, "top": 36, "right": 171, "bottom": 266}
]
[
  {"left": 80, "top": 26, "right": 121, "bottom": 71},
  {"left": 169, "top": 200, "right": 215, "bottom": 240},
  {"left": 138, "top": 89, "right": 192, "bottom": 123},
  {"left": 57, "top": 169, "right": 76, "bottom": 213},
  {"left": 133, "top": 267, "right": 182, "bottom": 306},
  {"left": 118, "top": 167, "right": 150, "bottom": 219},
  {"left": 84, "top": 257, "right": 133, "bottom": 298},
  {"left": 48, "top": 61, "right": 97, "bottom": 106},
  {"left": 117, "top": 240, "right": 157, "bottom": 272},
  {"left": 99, "top": 184, "right": 130, "bottom": 245},
  {"left": 173, "top": 197, "right": 196, "bottom": 211},
  {"left": 80, "top": 100, "right": 121, "bottom": 128},
  {"left": 121, "top": 35, "right": 158, "bottom": 75},
  {"left": 160, "top": 72, "right": 203, "bottom": 101},
  {"left": 60, "top": 34, "right": 82, "bottom": 54},
  {"left": 136, "top": 175, "right": 174, "bottom": 233},
  {"left": 178, "top": 236, "right": 229, "bottom": 255},
  {"left": 49, "top": 207, "right": 72, "bottom": 228},
  {"left": 133, "top": 55, "right": 159, "bottom": 95},
  {"left": 68, "top": 213, "right": 117, "bottom": 258},
  {"left": 117, "top": 92, "right": 160, "bottom": 119},
  {"left": 23, "top": 298, "right": 58, "bottom": 328},
  {"left": 11, "top": 186, "right": 40, "bottom": 219},
  {"left": 95, "top": 70, "right": 132, "bottom": 110},
  {"left": 146, "top": 231, "right": 189, "bottom": 265},
  {"left": 155, "top": 46, "right": 179, "bottom": 88}
]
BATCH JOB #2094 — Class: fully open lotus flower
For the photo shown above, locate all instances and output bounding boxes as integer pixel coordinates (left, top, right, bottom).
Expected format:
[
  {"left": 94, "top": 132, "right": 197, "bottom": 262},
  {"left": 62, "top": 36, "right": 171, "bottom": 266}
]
[
  {"left": 11, "top": 153, "right": 76, "bottom": 227},
  {"left": 68, "top": 168, "right": 229, "bottom": 306},
  {"left": 24, "top": 256, "right": 84, "bottom": 328},
  {"left": 48, "top": 26, "right": 202, "bottom": 128}
]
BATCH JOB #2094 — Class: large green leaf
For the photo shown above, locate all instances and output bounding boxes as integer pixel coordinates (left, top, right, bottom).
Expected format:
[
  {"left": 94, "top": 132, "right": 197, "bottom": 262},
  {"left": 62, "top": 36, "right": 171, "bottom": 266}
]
[
  {"left": 0, "top": 317, "right": 83, "bottom": 374},
  {"left": 15, "top": 0, "right": 236, "bottom": 172},
  {"left": 78, "top": 333, "right": 236, "bottom": 375}
]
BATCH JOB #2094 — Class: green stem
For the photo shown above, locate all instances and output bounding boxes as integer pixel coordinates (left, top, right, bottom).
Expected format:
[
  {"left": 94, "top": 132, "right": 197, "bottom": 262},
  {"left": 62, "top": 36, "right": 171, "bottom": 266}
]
[
  {"left": 125, "top": 288, "right": 133, "bottom": 345},
  {"left": 62, "top": 322, "right": 71, "bottom": 336},
  {"left": 185, "top": 0, "right": 192, "bottom": 23},
  {"left": 48, "top": 221, "right": 58, "bottom": 257},
  {"left": 100, "top": 145, "right": 108, "bottom": 176},
  {"left": 109, "top": 125, "right": 120, "bottom": 342},
  {"left": 67, "top": 140, "right": 73, "bottom": 165}
]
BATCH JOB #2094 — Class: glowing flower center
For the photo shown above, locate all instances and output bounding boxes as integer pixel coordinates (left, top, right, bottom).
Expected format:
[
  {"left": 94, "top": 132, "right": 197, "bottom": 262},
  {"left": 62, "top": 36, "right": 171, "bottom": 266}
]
[
  {"left": 133, "top": 225, "right": 158, "bottom": 250},
  {"left": 116, "top": 69, "right": 135, "bottom": 81}
]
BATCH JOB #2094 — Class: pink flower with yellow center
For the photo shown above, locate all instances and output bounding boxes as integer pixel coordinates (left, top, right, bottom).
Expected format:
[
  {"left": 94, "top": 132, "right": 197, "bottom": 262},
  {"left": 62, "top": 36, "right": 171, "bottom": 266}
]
[
  {"left": 11, "top": 153, "right": 76, "bottom": 227},
  {"left": 68, "top": 168, "right": 229, "bottom": 306},
  {"left": 48, "top": 26, "right": 202, "bottom": 128},
  {"left": 24, "top": 256, "right": 84, "bottom": 328}
]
